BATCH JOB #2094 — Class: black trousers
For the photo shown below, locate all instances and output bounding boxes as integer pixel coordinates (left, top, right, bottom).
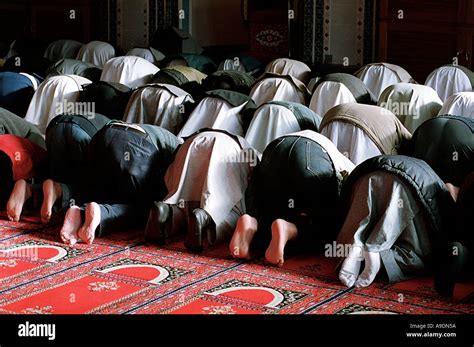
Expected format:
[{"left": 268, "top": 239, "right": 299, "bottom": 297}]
[
  {"left": 63, "top": 126, "right": 168, "bottom": 236},
  {"left": 246, "top": 135, "right": 341, "bottom": 250}
]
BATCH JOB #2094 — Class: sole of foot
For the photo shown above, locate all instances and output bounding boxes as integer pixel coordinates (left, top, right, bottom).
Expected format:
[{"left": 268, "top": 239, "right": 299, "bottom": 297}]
[
  {"left": 6, "top": 180, "right": 32, "bottom": 222},
  {"left": 78, "top": 202, "right": 101, "bottom": 245},
  {"left": 60, "top": 206, "right": 82, "bottom": 246},
  {"left": 229, "top": 214, "right": 257, "bottom": 259},
  {"left": 41, "top": 179, "right": 62, "bottom": 224},
  {"left": 264, "top": 219, "right": 297, "bottom": 267}
]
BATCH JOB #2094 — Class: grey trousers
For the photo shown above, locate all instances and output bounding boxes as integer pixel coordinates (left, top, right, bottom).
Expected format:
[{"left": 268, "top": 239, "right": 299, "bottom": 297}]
[{"left": 337, "top": 171, "right": 432, "bottom": 282}]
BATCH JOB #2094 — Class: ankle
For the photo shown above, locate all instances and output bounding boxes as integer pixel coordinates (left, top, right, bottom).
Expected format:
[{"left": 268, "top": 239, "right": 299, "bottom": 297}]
[{"left": 271, "top": 219, "right": 297, "bottom": 240}]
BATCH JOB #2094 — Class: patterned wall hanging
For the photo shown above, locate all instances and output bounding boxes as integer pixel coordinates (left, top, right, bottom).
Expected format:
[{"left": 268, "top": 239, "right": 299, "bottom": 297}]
[
  {"left": 302, "top": 0, "right": 377, "bottom": 66},
  {"left": 149, "top": 0, "right": 180, "bottom": 39},
  {"left": 302, "top": 0, "right": 324, "bottom": 65}
]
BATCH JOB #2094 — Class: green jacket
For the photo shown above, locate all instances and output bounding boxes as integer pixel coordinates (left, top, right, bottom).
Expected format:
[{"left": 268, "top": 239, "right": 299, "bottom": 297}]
[
  {"left": 0, "top": 107, "right": 45, "bottom": 148},
  {"left": 408, "top": 115, "right": 474, "bottom": 186}
]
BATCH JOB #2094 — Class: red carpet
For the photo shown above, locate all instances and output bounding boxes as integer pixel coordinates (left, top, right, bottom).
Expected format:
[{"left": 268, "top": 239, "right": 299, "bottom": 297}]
[{"left": 0, "top": 216, "right": 473, "bottom": 315}]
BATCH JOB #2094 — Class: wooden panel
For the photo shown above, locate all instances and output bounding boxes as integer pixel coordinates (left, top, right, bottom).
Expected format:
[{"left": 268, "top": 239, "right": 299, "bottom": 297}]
[
  {"left": 466, "top": 0, "right": 474, "bottom": 24},
  {"left": 32, "top": 5, "right": 92, "bottom": 42},
  {"left": 465, "top": 29, "right": 474, "bottom": 69},
  {"left": 0, "top": 0, "right": 98, "bottom": 46},
  {"left": 378, "top": 0, "right": 474, "bottom": 82},
  {"left": 386, "top": 28, "right": 459, "bottom": 82},
  {"left": 0, "top": 1, "right": 29, "bottom": 45},
  {"left": 380, "top": 0, "right": 463, "bottom": 24}
]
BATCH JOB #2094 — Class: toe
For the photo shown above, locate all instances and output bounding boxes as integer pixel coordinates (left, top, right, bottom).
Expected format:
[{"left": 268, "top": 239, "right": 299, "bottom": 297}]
[
  {"left": 60, "top": 233, "right": 70, "bottom": 244},
  {"left": 232, "top": 246, "right": 239, "bottom": 257}
]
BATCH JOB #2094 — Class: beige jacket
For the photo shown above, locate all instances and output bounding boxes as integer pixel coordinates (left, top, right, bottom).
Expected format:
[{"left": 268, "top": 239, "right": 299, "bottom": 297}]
[{"left": 321, "top": 103, "right": 412, "bottom": 155}]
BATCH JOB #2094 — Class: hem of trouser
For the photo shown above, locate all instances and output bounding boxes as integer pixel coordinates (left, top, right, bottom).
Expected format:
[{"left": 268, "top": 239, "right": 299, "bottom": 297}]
[
  {"left": 96, "top": 204, "right": 107, "bottom": 237},
  {"left": 59, "top": 183, "right": 73, "bottom": 211}
]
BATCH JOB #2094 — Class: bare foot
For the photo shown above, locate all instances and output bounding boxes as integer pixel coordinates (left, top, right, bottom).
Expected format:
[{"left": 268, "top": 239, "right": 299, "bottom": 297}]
[
  {"left": 77, "top": 202, "right": 101, "bottom": 244},
  {"left": 41, "top": 179, "right": 63, "bottom": 224},
  {"left": 229, "top": 214, "right": 258, "bottom": 259},
  {"left": 60, "top": 206, "right": 82, "bottom": 245},
  {"left": 6, "top": 180, "right": 33, "bottom": 222},
  {"left": 265, "top": 219, "right": 297, "bottom": 267}
]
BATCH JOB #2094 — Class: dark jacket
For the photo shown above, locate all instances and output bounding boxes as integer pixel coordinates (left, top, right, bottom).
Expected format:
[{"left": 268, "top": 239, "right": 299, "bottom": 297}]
[
  {"left": 152, "top": 66, "right": 206, "bottom": 86},
  {"left": 341, "top": 155, "right": 455, "bottom": 260},
  {"left": 86, "top": 122, "right": 181, "bottom": 207},
  {"left": 45, "top": 113, "right": 110, "bottom": 184},
  {"left": 0, "top": 72, "right": 36, "bottom": 117},
  {"left": 202, "top": 70, "right": 256, "bottom": 95},
  {"left": 407, "top": 115, "right": 474, "bottom": 186},
  {"left": 79, "top": 81, "right": 132, "bottom": 120},
  {"left": 246, "top": 133, "right": 345, "bottom": 249},
  {"left": 46, "top": 59, "right": 102, "bottom": 82}
]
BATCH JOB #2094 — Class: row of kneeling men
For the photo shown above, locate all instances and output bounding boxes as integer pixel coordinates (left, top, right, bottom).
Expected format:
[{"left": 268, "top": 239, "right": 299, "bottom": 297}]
[
  {"left": 1, "top": 50, "right": 473, "bottom": 139},
  {"left": 0, "top": 106, "right": 472, "bottom": 298}
]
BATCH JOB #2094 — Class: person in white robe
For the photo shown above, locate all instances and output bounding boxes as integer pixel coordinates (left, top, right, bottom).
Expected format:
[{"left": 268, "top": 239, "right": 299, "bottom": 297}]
[
  {"left": 249, "top": 73, "right": 310, "bottom": 107},
  {"left": 439, "top": 92, "right": 474, "bottom": 118},
  {"left": 218, "top": 58, "right": 247, "bottom": 72},
  {"left": 145, "top": 129, "right": 259, "bottom": 252},
  {"left": 100, "top": 56, "right": 159, "bottom": 89},
  {"left": 178, "top": 90, "right": 256, "bottom": 138},
  {"left": 76, "top": 41, "right": 115, "bottom": 68},
  {"left": 24, "top": 75, "right": 92, "bottom": 134},
  {"left": 44, "top": 39, "right": 84, "bottom": 64},
  {"left": 378, "top": 83, "right": 443, "bottom": 133},
  {"left": 425, "top": 65, "right": 474, "bottom": 102},
  {"left": 264, "top": 58, "right": 312, "bottom": 85},
  {"left": 126, "top": 47, "right": 165, "bottom": 64},
  {"left": 320, "top": 103, "right": 412, "bottom": 165},
  {"left": 123, "top": 83, "right": 194, "bottom": 134},
  {"left": 355, "top": 62, "right": 415, "bottom": 99},
  {"left": 245, "top": 101, "right": 321, "bottom": 153},
  {"left": 310, "top": 82, "right": 356, "bottom": 118},
  {"left": 309, "top": 72, "right": 377, "bottom": 118}
]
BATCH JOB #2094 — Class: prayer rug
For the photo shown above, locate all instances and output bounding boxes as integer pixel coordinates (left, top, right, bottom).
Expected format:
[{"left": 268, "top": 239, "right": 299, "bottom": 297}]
[{"left": 0, "top": 218, "right": 472, "bottom": 315}]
